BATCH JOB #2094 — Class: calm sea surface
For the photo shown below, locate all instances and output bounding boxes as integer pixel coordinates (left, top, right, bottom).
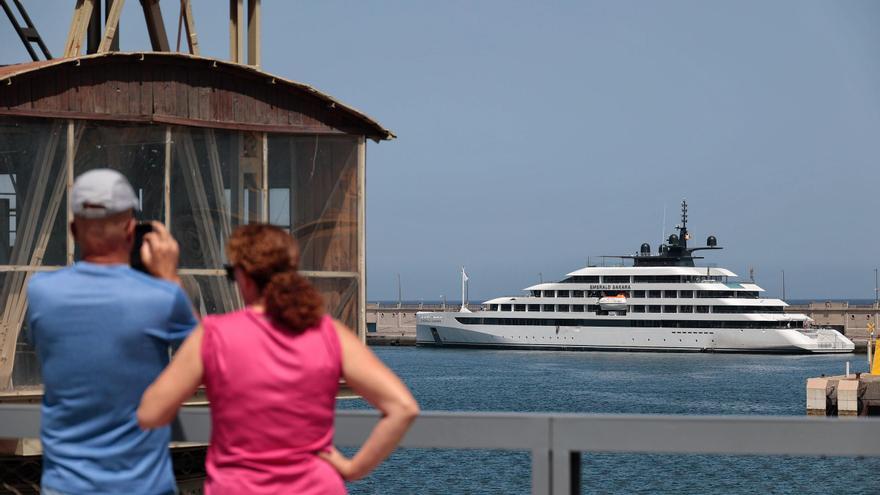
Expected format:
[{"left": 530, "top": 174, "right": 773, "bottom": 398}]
[{"left": 339, "top": 348, "right": 877, "bottom": 494}]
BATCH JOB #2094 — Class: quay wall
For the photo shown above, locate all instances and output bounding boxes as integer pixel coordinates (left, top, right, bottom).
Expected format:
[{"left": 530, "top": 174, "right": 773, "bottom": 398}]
[
  {"left": 785, "top": 302, "right": 878, "bottom": 351},
  {"left": 784, "top": 302, "right": 878, "bottom": 339},
  {"left": 366, "top": 303, "right": 479, "bottom": 345}
]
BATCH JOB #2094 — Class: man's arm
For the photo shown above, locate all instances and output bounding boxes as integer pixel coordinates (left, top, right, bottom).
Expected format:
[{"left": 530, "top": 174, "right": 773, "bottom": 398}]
[
  {"left": 23, "top": 277, "right": 45, "bottom": 348},
  {"left": 142, "top": 221, "right": 203, "bottom": 320}
]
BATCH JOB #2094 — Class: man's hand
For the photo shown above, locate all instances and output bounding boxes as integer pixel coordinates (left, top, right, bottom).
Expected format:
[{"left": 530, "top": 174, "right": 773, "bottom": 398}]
[{"left": 141, "top": 221, "right": 181, "bottom": 284}]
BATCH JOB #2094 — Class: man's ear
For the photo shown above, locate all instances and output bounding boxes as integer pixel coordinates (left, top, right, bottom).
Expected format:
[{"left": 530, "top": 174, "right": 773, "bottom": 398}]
[{"left": 125, "top": 217, "right": 136, "bottom": 241}]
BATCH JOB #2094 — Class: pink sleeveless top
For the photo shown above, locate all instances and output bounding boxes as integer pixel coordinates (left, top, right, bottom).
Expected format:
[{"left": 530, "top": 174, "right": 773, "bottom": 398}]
[{"left": 200, "top": 309, "right": 345, "bottom": 494}]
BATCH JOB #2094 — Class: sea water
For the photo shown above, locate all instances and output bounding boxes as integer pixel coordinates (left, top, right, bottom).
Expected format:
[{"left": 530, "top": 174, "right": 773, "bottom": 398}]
[{"left": 339, "top": 348, "right": 878, "bottom": 494}]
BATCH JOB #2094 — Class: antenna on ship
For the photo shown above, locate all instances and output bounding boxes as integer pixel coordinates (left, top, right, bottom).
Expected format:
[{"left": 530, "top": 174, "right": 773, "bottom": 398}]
[
  {"left": 660, "top": 203, "right": 667, "bottom": 248},
  {"left": 678, "top": 199, "right": 689, "bottom": 248}
]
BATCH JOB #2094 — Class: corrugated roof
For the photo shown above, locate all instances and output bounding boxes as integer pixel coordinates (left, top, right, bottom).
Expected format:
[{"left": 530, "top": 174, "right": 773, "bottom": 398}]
[{"left": 0, "top": 52, "right": 395, "bottom": 141}]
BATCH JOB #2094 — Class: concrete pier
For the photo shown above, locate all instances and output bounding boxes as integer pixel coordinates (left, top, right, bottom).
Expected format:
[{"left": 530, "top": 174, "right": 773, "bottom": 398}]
[
  {"left": 366, "top": 303, "right": 480, "bottom": 346},
  {"left": 806, "top": 374, "right": 880, "bottom": 416}
]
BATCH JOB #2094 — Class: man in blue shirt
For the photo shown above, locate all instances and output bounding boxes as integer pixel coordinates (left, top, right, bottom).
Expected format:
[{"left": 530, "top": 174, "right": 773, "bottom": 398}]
[{"left": 27, "top": 169, "right": 198, "bottom": 494}]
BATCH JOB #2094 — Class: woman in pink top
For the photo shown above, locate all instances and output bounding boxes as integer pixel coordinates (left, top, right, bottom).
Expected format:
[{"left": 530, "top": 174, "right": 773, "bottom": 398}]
[{"left": 137, "top": 224, "right": 419, "bottom": 494}]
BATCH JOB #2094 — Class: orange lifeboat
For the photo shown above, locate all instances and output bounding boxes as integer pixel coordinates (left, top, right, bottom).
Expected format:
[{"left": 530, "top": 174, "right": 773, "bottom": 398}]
[{"left": 598, "top": 293, "right": 628, "bottom": 311}]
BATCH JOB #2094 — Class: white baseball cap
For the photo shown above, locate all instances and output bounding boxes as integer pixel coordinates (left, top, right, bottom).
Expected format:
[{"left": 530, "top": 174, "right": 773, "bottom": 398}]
[{"left": 71, "top": 168, "right": 139, "bottom": 219}]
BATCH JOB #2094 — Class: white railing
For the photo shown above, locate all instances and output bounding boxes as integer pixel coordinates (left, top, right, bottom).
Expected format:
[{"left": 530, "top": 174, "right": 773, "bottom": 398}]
[{"left": 1, "top": 405, "right": 879, "bottom": 494}]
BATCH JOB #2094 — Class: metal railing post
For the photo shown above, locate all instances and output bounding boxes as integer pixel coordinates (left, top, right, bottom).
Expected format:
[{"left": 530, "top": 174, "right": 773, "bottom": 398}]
[
  {"left": 551, "top": 447, "right": 573, "bottom": 495},
  {"left": 531, "top": 447, "right": 551, "bottom": 495},
  {"left": 568, "top": 451, "right": 581, "bottom": 495}
]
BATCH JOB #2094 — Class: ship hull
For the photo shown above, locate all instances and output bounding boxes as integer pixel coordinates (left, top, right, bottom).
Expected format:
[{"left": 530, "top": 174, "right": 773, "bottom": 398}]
[{"left": 416, "top": 313, "right": 854, "bottom": 354}]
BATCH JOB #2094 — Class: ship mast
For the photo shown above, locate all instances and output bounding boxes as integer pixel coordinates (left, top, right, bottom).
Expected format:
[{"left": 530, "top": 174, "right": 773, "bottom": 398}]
[
  {"left": 677, "top": 199, "right": 689, "bottom": 250},
  {"left": 618, "top": 199, "right": 722, "bottom": 267}
]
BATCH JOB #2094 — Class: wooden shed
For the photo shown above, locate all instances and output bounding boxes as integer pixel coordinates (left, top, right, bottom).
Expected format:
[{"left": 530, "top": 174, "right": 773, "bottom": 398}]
[{"left": 0, "top": 51, "right": 393, "bottom": 390}]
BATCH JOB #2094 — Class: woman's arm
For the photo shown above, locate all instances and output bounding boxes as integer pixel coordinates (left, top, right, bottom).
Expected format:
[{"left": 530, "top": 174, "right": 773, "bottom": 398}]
[
  {"left": 318, "top": 321, "right": 420, "bottom": 481},
  {"left": 137, "top": 325, "right": 205, "bottom": 429}
]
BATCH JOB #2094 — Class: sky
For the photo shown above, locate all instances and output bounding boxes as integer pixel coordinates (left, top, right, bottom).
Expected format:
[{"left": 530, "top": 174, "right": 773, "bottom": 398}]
[{"left": 2, "top": 1, "right": 879, "bottom": 301}]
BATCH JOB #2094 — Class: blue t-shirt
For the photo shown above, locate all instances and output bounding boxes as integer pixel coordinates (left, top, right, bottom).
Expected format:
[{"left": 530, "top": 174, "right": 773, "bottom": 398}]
[{"left": 27, "top": 262, "right": 198, "bottom": 494}]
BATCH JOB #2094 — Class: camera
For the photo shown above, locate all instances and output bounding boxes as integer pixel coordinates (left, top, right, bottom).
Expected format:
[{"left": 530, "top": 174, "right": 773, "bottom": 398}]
[{"left": 130, "top": 222, "right": 154, "bottom": 273}]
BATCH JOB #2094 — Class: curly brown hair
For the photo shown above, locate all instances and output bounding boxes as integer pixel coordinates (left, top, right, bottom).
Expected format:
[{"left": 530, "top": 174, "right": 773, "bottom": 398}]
[{"left": 227, "top": 224, "right": 324, "bottom": 333}]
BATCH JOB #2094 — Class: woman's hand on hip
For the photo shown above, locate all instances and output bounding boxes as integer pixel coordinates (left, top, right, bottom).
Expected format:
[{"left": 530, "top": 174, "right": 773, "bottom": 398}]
[{"left": 318, "top": 446, "right": 361, "bottom": 481}]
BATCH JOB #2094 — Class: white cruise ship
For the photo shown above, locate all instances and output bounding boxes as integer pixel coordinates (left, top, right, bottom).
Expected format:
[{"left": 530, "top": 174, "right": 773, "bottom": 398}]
[{"left": 416, "top": 201, "right": 854, "bottom": 353}]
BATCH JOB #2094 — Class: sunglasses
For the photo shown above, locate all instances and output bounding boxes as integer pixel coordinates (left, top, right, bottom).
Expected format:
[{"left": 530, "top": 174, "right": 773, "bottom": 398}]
[{"left": 223, "top": 264, "right": 237, "bottom": 282}]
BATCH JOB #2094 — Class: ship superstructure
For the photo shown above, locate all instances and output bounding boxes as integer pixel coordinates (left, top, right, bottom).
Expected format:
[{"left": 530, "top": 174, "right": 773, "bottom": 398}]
[{"left": 416, "top": 201, "right": 854, "bottom": 353}]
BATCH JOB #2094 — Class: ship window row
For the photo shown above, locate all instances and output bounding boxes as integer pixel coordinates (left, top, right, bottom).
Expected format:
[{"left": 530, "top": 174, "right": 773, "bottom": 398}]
[
  {"left": 456, "top": 317, "right": 802, "bottom": 329},
  {"left": 534, "top": 290, "right": 630, "bottom": 298},
  {"left": 488, "top": 304, "right": 783, "bottom": 314},
  {"left": 533, "top": 290, "right": 624, "bottom": 298},
  {"left": 629, "top": 305, "right": 783, "bottom": 314},
  {"left": 493, "top": 304, "right": 595, "bottom": 312},
  {"left": 629, "top": 290, "right": 757, "bottom": 299},
  {"left": 560, "top": 275, "right": 726, "bottom": 284},
  {"left": 561, "top": 276, "right": 600, "bottom": 283},
  {"left": 531, "top": 290, "right": 758, "bottom": 299}
]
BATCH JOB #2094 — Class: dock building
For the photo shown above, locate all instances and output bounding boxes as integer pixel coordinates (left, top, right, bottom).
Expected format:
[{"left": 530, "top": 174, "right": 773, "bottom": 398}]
[{"left": 0, "top": 2, "right": 393, "bottom": 395}]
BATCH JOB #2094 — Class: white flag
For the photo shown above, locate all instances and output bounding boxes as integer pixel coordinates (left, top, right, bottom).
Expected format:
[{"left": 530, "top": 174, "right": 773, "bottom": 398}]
[{"left": 462, "top": 267, "right": 469, "bottom": 282}]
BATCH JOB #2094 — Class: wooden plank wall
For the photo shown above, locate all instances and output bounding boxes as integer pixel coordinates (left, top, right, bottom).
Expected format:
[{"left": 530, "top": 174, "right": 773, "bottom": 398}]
[{"left": 0, "top": 57, "right": 377, "bottom": 138}]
